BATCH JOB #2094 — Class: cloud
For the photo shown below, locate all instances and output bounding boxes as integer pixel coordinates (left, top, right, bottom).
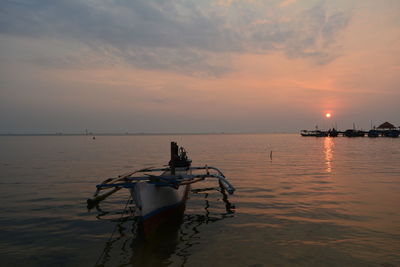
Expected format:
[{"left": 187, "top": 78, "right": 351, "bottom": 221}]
[
  {"left": 279, "top": 0, "right": 297, "bottom": 8},
  {"left": 282, "top": 3, "right": 351, "bottom": 64},
  {"left": 0, "top": 0, "right": 351, "bottom": 75}
]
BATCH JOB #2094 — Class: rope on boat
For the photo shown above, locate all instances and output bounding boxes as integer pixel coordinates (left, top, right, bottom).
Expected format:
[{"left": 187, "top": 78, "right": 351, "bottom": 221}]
[{"left": 94, "top": 194, "right": 132, "bottom": 267}]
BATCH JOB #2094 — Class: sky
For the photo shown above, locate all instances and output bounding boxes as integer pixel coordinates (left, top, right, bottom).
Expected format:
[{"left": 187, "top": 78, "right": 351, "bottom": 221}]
[{"left": 1, "top": 0, "right": 399, "bottom": 133}]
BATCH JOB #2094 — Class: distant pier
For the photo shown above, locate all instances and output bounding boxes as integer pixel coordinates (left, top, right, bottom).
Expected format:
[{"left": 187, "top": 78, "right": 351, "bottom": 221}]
[{"left": 300, "top": 122, "right": 400, "bottom": 138}]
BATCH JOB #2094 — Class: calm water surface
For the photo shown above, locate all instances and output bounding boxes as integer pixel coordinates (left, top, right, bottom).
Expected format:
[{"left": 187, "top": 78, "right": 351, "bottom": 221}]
[{"left": 0, "top": 134, "right": 399, "bottom": 266}]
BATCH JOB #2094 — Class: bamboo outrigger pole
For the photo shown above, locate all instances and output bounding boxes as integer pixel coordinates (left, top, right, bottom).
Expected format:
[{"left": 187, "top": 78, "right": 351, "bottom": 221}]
[
  {"left": 86, "top": 167, "right": 152, "bottom": 209},
  {"left": 87, "top": 187, "right": 122, "bottom": 209}
]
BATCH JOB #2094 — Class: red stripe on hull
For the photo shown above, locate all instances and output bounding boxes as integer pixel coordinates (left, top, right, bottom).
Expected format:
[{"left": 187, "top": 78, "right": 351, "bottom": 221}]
[{"left": 141, "top": 201, "right": 186, "bottom": 236}]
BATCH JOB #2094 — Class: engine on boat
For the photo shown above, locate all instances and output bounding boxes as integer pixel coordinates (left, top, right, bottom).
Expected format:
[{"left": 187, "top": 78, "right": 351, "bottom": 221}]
[{"left": 169, "top": 142, "right": 192, "bottom": 172}]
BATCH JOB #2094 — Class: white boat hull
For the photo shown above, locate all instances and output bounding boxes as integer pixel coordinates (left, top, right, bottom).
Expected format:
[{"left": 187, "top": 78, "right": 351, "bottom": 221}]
[{"left": 130, "top": 169, "right": 189, "bottom": 234}]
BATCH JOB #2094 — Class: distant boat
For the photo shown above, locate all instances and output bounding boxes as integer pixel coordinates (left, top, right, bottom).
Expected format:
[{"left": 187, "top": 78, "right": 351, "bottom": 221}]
[
  {"left": 300, "top": 130, "right": 328, "bottom": 137},
  {"left": 328, "top": 128, "right": 339, "bottom": 137},
  {"left": 382, "top": 130, "right": 399, "bottom": 138},
  {"left": 367, "top": 130, "right": 380, "bottom": 137},
  {"left": 344, "top": 129, "right": 365, "bottom": 137}
]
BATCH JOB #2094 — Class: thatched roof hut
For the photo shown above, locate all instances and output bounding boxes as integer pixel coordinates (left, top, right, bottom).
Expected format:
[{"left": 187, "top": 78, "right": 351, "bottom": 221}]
[{"left": 377, "top": 122, "right": 395, "bottom": 129}]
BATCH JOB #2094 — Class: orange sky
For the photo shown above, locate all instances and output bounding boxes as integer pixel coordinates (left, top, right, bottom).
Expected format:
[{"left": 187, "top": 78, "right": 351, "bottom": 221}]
[{"left": 1, "top": 0, "right": 399, "bottom": 133}]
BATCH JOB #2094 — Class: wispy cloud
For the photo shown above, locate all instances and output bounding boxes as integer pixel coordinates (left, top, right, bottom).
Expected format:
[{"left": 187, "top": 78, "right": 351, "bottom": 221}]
[
  {"left": 278, "top": 0, "right": 297, "bottom": 8},
  {"left": 0, "top": 0, "right": 351, "bottom": 75}
]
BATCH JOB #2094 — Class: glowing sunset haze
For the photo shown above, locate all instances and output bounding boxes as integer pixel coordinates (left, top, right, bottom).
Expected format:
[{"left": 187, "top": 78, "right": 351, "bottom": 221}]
[{"left": 1, "top": 0, "right": 399, "bottom": 133}]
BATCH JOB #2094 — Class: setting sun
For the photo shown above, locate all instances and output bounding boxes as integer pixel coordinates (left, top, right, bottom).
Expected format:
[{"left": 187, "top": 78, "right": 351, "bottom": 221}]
[{"left": 326, "top": 113, "right": 332, "bottom": 118}]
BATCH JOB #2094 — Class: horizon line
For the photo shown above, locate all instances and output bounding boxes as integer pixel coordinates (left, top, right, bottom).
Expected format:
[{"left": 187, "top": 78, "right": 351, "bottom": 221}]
[{"left": 0, "top": 131, "right": 296, "bottom": 136}]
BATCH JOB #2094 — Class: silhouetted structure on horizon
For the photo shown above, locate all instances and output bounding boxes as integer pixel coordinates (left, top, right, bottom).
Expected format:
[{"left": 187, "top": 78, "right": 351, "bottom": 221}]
[{"left": 300, "top": 121, "right": 399, "bottom": 138}]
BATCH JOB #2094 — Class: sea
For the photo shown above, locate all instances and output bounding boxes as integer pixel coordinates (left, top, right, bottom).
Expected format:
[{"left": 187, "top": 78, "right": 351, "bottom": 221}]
[{"left": 0, "top": 134, "right": 399, "bottom": 266}]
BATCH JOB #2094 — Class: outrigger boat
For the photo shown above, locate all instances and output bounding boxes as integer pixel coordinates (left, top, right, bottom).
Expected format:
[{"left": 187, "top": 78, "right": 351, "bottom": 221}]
[{"left": 87, "top": 142, "right": 235, "bottom": 235}]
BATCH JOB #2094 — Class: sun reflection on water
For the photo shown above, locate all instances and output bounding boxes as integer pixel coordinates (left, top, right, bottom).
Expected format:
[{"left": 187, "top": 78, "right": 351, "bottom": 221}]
[{"left": 324, "top": 137, "right": 334, "bottom": 173}]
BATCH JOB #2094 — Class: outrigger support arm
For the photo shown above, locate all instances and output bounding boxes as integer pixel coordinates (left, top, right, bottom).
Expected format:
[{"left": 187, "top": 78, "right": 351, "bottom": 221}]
[
  {"left": 93, "top": 165, "right": 235, "bottom": 195},
  {"left": 96, "top": 173, "right": 235, "bottom": 194},
  {"left": 111, "top": 166, "right": 227, "bottom": 177}
]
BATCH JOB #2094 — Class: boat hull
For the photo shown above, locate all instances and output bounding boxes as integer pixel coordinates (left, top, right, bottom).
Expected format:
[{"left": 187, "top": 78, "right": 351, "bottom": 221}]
[
  {"left": 301, "top": 130, "right": 328, "bottom": 137},
  {"left": 131, "top": 170, "right": 189, "bottom": 235}
]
